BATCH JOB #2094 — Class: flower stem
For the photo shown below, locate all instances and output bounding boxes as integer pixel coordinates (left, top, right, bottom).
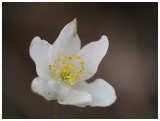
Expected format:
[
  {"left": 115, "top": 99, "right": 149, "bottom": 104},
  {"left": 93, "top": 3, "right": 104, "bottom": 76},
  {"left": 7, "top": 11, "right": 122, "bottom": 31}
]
[{"left": 54, "top": 101, "right": 60, "bottom": 119}]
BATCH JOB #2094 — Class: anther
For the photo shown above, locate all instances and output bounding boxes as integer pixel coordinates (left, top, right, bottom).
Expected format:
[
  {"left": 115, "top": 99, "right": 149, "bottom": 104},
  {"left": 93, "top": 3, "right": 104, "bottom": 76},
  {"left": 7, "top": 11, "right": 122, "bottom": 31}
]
[
  {"left": 56, "top": 69, "right": 60, "bottom": 74},
  {"left": 80, "top": 74, "right": 84, "bottom": 77},
  {"left": 69, "top": 57, "right": 72, "bottom": 60},
  {"left": 76, "top": 56, "right": 81, "bottom": 59},
  {"left": 88, "top": 72, "right": 92, "bottom": 74},
  {"left": 66, "top": 56, "right": 69, "bottom": 59},
  {"left": 61, "top": 52, "right": 63, "bottom": 56}
]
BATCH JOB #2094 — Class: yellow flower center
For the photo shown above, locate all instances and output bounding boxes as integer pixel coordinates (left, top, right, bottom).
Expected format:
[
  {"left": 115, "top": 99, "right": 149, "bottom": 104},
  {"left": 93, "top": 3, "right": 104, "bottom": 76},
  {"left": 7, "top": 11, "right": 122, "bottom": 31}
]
[{"left": 49, "top": 52, "right": 92, "bottom": 87}]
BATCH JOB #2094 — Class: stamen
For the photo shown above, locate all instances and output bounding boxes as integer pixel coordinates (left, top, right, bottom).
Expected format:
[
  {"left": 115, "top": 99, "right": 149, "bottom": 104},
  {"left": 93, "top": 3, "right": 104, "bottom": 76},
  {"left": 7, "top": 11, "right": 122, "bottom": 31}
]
[
  {"left": 61, "top": 52, "right": 63, "bottom": 56},
  {"left": 65, "top": 84, "right": 70, "bottom": 87},
  {"left": 79, "top": 61, "right": 84, "bottom": 66},
  {"left": 56, "top": 69, "right": 60, "bottom": 74},
  {"left": 66, "top": 56, "right": 69, "bottom": 59},
  {"left": 66, "top": 71, "right": 69, "bottom": 75},
  {"left": 70, "top": 82, "right": 75, "bottom": 85},
  {"left": 63, "top": 69, "right": 66, "bottom": 73},
  {"left": 52, "top": 77, "right": 57, "bottom": 80},
  {"left": 67, "top": 61, "right": 70, "bottom": 65},
  {"left": 77, "top": 78, "right": 80, "bottom": 81},
  {"left": 76, "top": 56, "right": 81, "bottom": 59},
  {"left": 69, "top": 57, "right": 72, "bottom": 60},
  {"left": 75, "top": 70, "right": 80, "bottom": 74},
  {"left": 57, "top": 78, "right": 61, "bottom": 83},
  {"left": 80, "top": 74, "right": 84, "bottom": 77},
  {"left": 49, "top": 52, "right": 92, "bottom": 87},
  {"left": 81, "top": 67, "right": 84, "bottom": 70},
  {"left": 67, "top": 76, "right": 71, "bottom": 80},
  {"left": 53, "top": 68, "right": 56, "bottom": 73}
]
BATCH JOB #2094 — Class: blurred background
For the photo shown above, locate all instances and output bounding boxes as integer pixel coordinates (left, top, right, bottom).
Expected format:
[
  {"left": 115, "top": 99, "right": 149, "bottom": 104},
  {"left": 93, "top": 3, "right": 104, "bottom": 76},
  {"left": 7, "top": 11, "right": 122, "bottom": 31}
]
[{"left": 2, "top": 2, "right": 158, "bottom": 119}]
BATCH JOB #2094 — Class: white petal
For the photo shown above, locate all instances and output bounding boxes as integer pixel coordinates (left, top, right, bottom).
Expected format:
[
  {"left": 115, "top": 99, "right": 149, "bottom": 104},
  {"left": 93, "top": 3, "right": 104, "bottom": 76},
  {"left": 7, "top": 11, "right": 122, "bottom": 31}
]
[
  {"left": 31, "top": 77, "right": 56, "bottom": 101},
  {"left": 29, "top": 36, "right": 53, "bottom": 80},
  {"left": 57, "top": 88, "right": 92, "bottom": 107},
  {"left": 50, "top": 18, "right": 81, "bottom": 64},
  {"left": 74, "top": 79, "right": 116, "bottom": 107},
  {"left": 75, "top": 35, "right": 109, "bottom": 81},
  {"left": 47, "top": 80, "right": 69, "bottom": 97}
]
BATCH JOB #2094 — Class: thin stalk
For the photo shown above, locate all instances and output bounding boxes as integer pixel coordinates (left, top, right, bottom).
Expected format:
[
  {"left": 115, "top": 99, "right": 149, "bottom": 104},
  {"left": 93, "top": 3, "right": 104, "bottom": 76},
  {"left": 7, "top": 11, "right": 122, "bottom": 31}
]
[{"left": 54, "top": 101, "right": 60, "bottom": 119}]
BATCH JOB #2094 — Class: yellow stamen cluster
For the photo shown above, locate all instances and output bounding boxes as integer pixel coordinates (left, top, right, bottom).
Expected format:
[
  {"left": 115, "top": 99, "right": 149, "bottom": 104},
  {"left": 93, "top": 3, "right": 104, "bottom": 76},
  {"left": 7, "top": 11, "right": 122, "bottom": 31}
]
[{"left": 49, "top": 52, "right": 92, "bottom": 87}]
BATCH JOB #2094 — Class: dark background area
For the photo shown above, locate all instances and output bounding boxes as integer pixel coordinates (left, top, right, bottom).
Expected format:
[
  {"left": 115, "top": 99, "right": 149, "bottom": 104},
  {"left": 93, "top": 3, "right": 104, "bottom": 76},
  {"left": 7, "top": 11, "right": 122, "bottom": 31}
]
[{"left": 2, "top": 2, "right": 158, "bottom": 119}]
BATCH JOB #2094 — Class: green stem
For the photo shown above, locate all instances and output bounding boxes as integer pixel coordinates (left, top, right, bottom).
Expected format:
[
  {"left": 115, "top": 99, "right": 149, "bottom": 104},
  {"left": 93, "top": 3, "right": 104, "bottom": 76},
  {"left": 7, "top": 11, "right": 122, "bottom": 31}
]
[{"left": 54, "top": 101, "right": 60, "bottom": 119}]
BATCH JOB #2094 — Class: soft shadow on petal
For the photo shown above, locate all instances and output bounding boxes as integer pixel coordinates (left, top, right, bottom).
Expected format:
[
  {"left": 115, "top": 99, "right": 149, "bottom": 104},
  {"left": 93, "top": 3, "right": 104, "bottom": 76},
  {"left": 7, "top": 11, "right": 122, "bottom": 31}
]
[
  {"left": 31, "top": 77, "right": 57, "bottom": 101},
  {"left": 47, "top": 80, "right": 69, "bottom": 98},
  {"left": 74, "top": 78, "right": 116, "bottom": 107},
  {"left": 50, "top": 18, "right": 81, "bottom": 65},
  {"left": 29, "top": 36, "right": 53, "bottom": 80},
  {"left": 74, "top": 35, "right": 109, "bottom": 81},
  {"left": 57, "top": 88, "right": 92, "bottom": 107}
]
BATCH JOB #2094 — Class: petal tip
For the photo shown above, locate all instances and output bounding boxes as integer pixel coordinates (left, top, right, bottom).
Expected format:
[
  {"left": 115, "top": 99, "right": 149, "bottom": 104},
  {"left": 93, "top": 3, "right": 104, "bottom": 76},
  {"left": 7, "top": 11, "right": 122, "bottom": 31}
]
[
  {"left": 73, "top": 18, "right": 78, "bottom": 35},
  {"left": 104, "top": 92, "right": 117, "bottom": 107},
  {"left": 68, "top": 18, "right": 78, "bottom": 26},
  {"left": 105, "top": 83, "right": 117, "bottom": 107},
  {"left": 93, "top": 78, "right": 117, "bottom": 107},
  {"left": 33, "top": 36, "right": 41, "bottom": 40},
  {"left": 68, "top": 18, "right": 78, "bottom": 36},
  {"left": 31, "top": 77, "right": 39, "bottom": 93},
  {"left": 29, "top": 36, "right": 41, "bottom": 50},
  {"left": 101, "top": 35, "right": 108, "bottom": 39},
  {"left": 100, "top": 35, "right": 109, "bottom": 47},
  {"left": 73, "top": 18, "right": 77, "bottom": 23},
  {"left": 32, "top": 36, "right": 41, "bottom": 44}
]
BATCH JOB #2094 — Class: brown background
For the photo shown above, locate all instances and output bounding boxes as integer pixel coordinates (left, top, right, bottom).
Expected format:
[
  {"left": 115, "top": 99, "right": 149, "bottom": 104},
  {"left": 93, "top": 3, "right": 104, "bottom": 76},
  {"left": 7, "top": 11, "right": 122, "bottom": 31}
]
[{"left": 2, "top": 2, "right": 158, "bottom": 119}]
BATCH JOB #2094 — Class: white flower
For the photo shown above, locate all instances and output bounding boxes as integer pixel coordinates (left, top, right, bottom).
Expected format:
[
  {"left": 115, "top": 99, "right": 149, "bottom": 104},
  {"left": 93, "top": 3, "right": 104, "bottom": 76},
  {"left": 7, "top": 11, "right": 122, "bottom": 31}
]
[{"left": 30, "top": 18, "right": 116, "bottom": 107}]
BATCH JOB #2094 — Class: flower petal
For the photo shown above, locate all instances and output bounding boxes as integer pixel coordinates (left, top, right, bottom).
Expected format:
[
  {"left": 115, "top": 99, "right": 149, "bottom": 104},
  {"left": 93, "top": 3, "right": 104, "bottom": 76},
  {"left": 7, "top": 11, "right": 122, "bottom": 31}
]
[
  {"left": 31, "top": 77, "right": 56, "bottom": 101},
  {"left": 75, "top": 35, "right": 109, "bottom": 81},
  {"left": 29, "top": 36, "right": 53, "bottom": 80},
  {"left": 47, "top": 80, "right": 69, "bottom": 98},
  {"left": 50, "top": 18, "right": 81, "bottom": 64},
  {"left": 74, "top": 78, "right": 116, "bottom": 107},
  {"left": 57, "top": 88, "right": 92, "bottom": 107}
]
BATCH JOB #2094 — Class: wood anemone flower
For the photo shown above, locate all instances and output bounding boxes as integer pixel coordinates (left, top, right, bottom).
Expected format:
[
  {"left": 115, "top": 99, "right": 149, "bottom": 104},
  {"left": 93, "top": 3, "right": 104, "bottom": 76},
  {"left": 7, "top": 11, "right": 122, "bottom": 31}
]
[{"left": 30, "top": 18, "right": 116, "bottom": 107}]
